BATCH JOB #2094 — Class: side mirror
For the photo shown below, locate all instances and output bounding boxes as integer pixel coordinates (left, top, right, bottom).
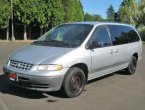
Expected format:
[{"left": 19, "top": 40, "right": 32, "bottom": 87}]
[{"left": 87, "top": 41, "right": 102, "bottom": 49}]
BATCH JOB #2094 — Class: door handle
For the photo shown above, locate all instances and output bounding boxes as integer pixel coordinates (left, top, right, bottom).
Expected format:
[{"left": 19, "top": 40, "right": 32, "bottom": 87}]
[
  {"left": 109, "top": 50, "right": 113, "bottom": 54},
  {"left": 114, "top": 49, "right": 119, "bottom": 53}
]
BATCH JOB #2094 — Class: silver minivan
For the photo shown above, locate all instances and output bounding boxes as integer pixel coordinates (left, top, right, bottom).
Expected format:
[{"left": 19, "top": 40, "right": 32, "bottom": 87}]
[{"left": 3, "top": 22, "right": 142, "bottom": 97}]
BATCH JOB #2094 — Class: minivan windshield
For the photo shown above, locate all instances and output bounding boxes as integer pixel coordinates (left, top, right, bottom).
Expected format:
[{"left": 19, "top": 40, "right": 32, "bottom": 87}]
[{"left": 32, "top": 24, "right": 93, "bottom": 48}]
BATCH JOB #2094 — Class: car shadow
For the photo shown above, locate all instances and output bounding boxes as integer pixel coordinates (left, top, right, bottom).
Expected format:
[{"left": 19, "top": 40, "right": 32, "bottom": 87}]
[
  {"left": 87, "top": 70, "right": 129, "bottom": 84},
  {"left": 87, "top": 73, "right": 115, "bottom": 84},
  {"left": 0, "top": 71, "right": 127, "bottom": 99},
  {"left": 0, "top": 74, "right": 49, "bottom": 99},
  {"left": 0, "top": 73, "right": 67, "bottom": 99},
  {"left": 115, "top": 70, "right": 130, "bottom": 75}
]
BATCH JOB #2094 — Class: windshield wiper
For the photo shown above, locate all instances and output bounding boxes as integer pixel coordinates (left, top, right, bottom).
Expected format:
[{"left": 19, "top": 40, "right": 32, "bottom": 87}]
[
  {"left": 32, "top": 41, "right": 50, "bottom": 45},
  {"left": 32, "top": 40, "right": 71, "bottom": 48},
  {"left": 46, "top": 40, "right": 71, "bottom": 48}
]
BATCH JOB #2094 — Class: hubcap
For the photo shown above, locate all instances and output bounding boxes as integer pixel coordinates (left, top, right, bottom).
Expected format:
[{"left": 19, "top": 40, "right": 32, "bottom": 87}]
[
  {"left": 130, "top": 57, "right": 137, "bottom": 73},
  {"left": 69, "top": 74, "right": 83, "bottom": 94}
]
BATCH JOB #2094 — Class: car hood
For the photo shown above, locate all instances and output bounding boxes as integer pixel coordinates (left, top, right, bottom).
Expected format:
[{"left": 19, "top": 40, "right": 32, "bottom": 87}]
[{"left": 10, "top": 44, "right": 74, "bottom": 64}]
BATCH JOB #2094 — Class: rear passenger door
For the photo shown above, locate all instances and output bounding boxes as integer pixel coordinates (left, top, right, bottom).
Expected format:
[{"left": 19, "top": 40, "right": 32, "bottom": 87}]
[
  {"left": 89, "top": 25, "right": 114, "bottom": 78},
  {"left": 108, "top": 25, "right": 130, "bottom": 70}
]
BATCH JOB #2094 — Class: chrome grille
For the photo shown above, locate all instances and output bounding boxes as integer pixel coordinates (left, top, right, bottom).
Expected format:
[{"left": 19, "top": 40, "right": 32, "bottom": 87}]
[{"left": 9, "top": 60, "right": 33, "bottom": 71}]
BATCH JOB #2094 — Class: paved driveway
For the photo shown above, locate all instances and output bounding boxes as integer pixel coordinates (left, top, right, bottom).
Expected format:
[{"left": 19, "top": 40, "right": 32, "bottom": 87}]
[{"left": 0, "top": 42, "right": 145, "bottom": 110}]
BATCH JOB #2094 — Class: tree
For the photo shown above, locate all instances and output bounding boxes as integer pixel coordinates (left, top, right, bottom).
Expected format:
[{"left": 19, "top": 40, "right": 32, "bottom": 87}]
[
  {"left": 62, "top": 0, "right": 84, "bottom": 22},
  {"left": 14, "top": 0, "right": 39, "bottom": 40},
  {"left": 114, "top": 12, "right": 120, "bottom": 22},
  {"left": 74, "top": 0, "right": 84, "bottom": 21},
  {"left": 78, "top": 0, "right": 84, "bottom": 21},
  {"left": 106, "top": 4, "right": 115, "bottom": 21},
  {"left": 94, "top": 14, "right": 104, "bottom": 21},
  {"left": 0, "top": 0, "right": 85, "bottom": 40},
  {"left": 34, "top": 0, "right": 50, "bottom": 35},
  {"left": 62, "top": 0, "right": 74, "bottom": 22},
  {"left": 84, "top": 13, "right": 104, "bottom": 21},
  {"left": 84, "top": 13, "right": 94, "bottom": 21},
  {"left": 137, "top": 0, "right": 145, "bottom": 26},
  {"left": 0, "top": 0, "right": 10, "bottom": 40},
  {"left": 137, "top": 0, "right": 145, "bottom": 41},
  {"left": 47, "top": 0, "right": 64, "bottom": 28},
  {"left": 118, "top": 0, "right": 138, "bottom": 26}
]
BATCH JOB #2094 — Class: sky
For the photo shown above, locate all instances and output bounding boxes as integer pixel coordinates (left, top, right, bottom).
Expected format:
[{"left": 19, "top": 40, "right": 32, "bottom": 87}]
[{"left": 80, "top": 0, "right": 123, "bottom": 18}]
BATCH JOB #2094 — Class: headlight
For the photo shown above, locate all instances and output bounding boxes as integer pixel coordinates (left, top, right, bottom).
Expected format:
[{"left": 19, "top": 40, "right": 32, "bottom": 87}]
[{"left": 37, "top": 65, "right": 63, "bottom": 71}]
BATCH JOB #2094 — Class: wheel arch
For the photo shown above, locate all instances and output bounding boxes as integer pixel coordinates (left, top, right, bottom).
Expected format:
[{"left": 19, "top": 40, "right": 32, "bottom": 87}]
[
  {"left": 71, "top": 63, "right": 89, "bottom": 81},
  {"left": 132, "top": 53, "right": 138, "bottom": 60}
]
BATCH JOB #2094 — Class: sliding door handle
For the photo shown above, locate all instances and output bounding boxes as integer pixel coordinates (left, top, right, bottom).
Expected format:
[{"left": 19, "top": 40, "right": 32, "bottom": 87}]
[
  {"left": 109, "top": 50, "right": 113, "bottom": 54},
  {"left": 114, "top": 49, "right": 119, "bottom": 53}
]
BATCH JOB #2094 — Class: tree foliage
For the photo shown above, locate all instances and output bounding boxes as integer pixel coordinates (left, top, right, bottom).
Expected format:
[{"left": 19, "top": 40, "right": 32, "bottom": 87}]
[
  {"left": 74, "top": 0, "right": 84, "bottom": 21},
  {"left": 62, "top": 0, "right": 84, "bottom": 22},
  {"left": 94, "top": 14, "right": 104, "bottom": 21},
  {"left": 14, "top": 0, "right": 41, "bottom": 40},
  {"left": 0, "top": 0, "right": 10, "bottom": 29},
  {"left": 14, "top": 0, "right": 38, "bottom": 25},
  {"left": 84, "top": 13, "right": 94, "bottom": 21},
  {"left": 118, "top": 0, "right": 138, "bottom": 26},
  {"left": 47, "top": 0, "right": 64, "bottom": 27},
  {"left": 84, "top": 13, "right": 104, "bottom": 21},
  {"left": 106, "top": 4, "right": 115, "bottom": 21},
  {"left": 138, "top": 0, "right": 145, "bottom": 26},
  {"left": 0, "top": 0, "right": 84, "bottom": 40},
  {"left": 137, "top": 0, "right": 145, "bottom": 41},
  {"left": 34, "top": 0, "right": 49, "bottom": 29}
]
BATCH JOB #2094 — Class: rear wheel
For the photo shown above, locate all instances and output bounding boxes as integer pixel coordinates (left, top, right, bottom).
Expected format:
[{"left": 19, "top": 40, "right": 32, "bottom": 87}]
[
  {"left": 125, "top": 56, "right": 137, "bottom": 75},
  {"left": 61, "top": 67, "right": 86, "bottom": 98}
]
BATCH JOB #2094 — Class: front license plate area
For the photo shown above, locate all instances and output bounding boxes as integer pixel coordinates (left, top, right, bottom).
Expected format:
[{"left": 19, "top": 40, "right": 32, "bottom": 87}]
[{"left": 8, "top": 73, "right": 17, "bottom": 81}]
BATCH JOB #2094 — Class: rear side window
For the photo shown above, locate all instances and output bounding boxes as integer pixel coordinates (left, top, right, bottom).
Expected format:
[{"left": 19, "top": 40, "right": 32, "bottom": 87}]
[
  {"left": 127, "top": 28, "right": 140, "bottom": 43},
  {"left": 108, "top": 25, "right": 140, "bottom": 45}
]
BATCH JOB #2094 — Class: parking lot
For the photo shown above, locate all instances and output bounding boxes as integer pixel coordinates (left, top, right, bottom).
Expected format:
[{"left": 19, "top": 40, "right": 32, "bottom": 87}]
[{"left": 0, "top": 42, "right": 145, "bottom": 110}]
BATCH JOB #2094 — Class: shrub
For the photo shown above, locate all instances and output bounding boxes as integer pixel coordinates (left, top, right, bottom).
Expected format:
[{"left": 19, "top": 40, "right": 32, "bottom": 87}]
[{"left": 137, "top": 25, "right": 145, "bottom": 41}]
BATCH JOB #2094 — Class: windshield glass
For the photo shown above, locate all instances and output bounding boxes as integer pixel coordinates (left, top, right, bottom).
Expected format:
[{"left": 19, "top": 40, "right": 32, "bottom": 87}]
[{"left": 33, "top": 24, "right": 93, "bottom": 48}]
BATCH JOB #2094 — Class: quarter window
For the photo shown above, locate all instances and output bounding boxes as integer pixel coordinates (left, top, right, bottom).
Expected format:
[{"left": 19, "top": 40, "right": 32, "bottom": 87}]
[
  {"left": 108, "top": 25, "right": 140, "bottom": 45},
  {"left": 127, "top": 28, "right": 140, "bottom": 43}
]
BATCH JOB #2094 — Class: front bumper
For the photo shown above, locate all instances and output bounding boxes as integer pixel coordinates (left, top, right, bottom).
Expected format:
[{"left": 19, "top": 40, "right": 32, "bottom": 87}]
[{"left": 3, "top": 66, "right": 68, "bottom": 92}]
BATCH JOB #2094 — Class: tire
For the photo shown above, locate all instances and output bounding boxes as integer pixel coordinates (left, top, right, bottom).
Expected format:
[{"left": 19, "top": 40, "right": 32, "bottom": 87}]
[
  {"left": 125, "top": 56, "right": 137, "bottom": 75},
  {"left": 61, "top": 67, "right": 86, "bottom": 98}
]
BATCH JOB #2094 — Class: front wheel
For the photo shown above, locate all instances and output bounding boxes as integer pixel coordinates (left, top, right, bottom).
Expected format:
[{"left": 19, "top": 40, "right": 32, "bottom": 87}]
[
  {"left": 125, "top": 56, "right": 137, "bottom": 75},
  {"left": 61, "top": 67, "right": 86, "bottom": 98}
]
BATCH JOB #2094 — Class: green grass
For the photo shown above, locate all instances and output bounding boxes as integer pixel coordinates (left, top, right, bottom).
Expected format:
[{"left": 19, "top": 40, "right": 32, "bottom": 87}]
[{"left": 143, "top": 41, "right": 145, "bottom": 44}]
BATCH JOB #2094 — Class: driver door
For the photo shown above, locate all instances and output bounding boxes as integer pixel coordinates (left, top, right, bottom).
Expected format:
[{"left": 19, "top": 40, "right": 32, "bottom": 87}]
[{"left": 89, "top": 25, "right": 115, "bottom": 79}]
